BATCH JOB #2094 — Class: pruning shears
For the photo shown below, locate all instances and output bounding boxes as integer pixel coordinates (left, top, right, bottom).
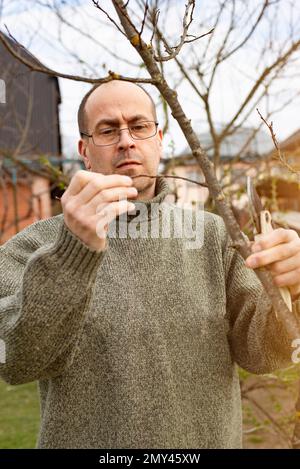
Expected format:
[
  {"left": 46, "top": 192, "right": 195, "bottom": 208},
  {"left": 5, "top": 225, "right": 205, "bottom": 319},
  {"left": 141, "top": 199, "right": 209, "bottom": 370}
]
[{"left": 246, "top": 176, "right": 292, "bottom": 312}]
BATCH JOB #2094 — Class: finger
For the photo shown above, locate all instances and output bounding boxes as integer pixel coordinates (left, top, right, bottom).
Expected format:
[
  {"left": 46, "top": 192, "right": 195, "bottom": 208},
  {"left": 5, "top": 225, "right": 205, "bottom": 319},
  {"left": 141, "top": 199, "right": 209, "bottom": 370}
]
[
  {"left": 251, "top": 228, "right": 298, "bottom": 252},
  {"left": 95, "top": 219, "right": 109, "bottom": 239},
  {"left": 267, "top": 252, "right": 300, "bottom": 276},
  {"left": 272, "top": 268, "right": 300, "bottom": 289},
  {"left": 68, "top": 172, "right": 133, "bottom": 200},
  {"left": 88, "top": 185, "right": 138, "bottom": 211},
  {"left": 289, "top": 284, "right": 300, "bottom": 298},
  {"left": 246, "top": 237, "right": 300, "bottom": 269},
  {"left": 78, "top": 174, "right": 134, "bottom": 204},
  {"left": 95, "top": 200, "right": 135, "bottom": 238},
  {"left": 96, "top": 199, "right": 136, "bottom": 217},
  {"left": 65, "top": 169, "right": 93, "bottom": 197}
]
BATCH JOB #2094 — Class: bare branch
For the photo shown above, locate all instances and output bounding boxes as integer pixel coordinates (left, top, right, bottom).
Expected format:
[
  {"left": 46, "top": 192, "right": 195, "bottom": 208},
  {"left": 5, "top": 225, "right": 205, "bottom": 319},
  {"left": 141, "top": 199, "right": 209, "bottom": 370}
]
[
  {"left": 221, "top": 0, "right": 271, "bottom": 63},
  {"left": 150, "top": 7, "right": 160, "bottom": 48},
  {"left": 243, "top": 392, "right": 292, "bottom": 446},
  {"left": 131, "top": 173, "right": 208, "bottom": 188},
  {"left": 219, "top": 38, "right": 300, "bottom": 140},
  {"left": 152, "top": 0, "right": 213, "bottom": 62},
  {"left": 48, "top": 1, "right": 140, "bottom": 67},
  {"left": 139, "top": 0, "right": 149, "bottom": 37},
  {"left": 0, "top": 29, "right": 156, "bottom": 85},
  {"left": 109, "top": 0, "right": 300, "bottom": 348},
  {"left": 155, "top": 27, "right": 214, "bottom": 62},
  {"left": 257, "top": 108, "right": 300, "bottom": 177},
  {"left": 91, "top": 0, "right": 127, "bottom": 36}
]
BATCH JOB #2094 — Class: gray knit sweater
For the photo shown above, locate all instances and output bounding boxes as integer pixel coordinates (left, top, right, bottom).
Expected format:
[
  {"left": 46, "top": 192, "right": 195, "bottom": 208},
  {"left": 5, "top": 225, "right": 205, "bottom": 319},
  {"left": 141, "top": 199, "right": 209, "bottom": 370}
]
[{"left": 0, "top": 177, "right": 299, "bottom": 449}]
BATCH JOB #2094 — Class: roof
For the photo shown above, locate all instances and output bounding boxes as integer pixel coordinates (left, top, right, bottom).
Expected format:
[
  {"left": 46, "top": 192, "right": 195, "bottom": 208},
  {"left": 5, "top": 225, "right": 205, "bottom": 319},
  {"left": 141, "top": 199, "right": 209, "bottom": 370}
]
[
  {"left": 274, "top": 129, "right": 300, "bottom": 153},
  {"left": 163, "top": 126, "right": 274, "bottom": 170}
]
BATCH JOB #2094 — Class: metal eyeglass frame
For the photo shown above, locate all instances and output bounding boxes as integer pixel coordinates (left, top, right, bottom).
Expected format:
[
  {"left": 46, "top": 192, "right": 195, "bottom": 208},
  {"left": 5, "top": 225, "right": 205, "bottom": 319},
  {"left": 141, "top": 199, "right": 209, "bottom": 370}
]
[{"left": 80, "top": 121, "right": 159, "bottom": 147}]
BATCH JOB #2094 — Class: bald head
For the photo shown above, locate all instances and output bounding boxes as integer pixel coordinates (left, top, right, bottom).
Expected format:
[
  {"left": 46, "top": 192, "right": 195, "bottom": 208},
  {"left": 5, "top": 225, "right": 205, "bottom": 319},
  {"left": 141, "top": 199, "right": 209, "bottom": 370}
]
[
  {"left": 77, "top": 79, "right": 163, "bottom": 201},
  {"left": 77, "top": 80, "right": 157, "bottom": 135}
]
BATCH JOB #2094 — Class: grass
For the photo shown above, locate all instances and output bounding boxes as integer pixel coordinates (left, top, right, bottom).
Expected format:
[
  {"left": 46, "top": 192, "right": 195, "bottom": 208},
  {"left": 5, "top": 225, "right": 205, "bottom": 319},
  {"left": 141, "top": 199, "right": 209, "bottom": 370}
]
[
  {"left": 0, "top": 367, "right": 298, "bottom": 448},
  {"left": 0, "top": 379, "right": 40, "bottom": 448}
]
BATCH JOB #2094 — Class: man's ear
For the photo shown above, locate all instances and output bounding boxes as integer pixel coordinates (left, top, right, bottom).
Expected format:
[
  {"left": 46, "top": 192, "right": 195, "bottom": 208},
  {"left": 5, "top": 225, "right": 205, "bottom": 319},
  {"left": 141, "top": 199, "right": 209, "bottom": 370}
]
[
  {"left": 158, "top": 128, "right": 163, "bottom": 145},
  {"left": 78, "top": 139, "right": 91, "bottom": 170},
  {"left": 158, "top": 129, "right": 163, "bottom": 161}
]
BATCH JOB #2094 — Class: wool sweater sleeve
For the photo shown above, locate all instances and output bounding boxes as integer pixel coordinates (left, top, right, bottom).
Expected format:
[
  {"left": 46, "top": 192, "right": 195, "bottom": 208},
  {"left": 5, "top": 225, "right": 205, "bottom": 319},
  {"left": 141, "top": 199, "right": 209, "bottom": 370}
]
[
  {"left": 0, "top": 220, "right": 105, "bottom": 385},
  {"left": 218, "top": 218, "right": 300, "bottom": 374}
]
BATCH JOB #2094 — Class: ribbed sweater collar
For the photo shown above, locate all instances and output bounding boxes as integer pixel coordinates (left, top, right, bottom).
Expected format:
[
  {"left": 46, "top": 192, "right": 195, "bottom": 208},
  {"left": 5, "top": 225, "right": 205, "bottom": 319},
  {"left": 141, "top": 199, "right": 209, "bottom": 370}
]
[{"left": 119, "top": 176, "right": 171, "bottom": 224}]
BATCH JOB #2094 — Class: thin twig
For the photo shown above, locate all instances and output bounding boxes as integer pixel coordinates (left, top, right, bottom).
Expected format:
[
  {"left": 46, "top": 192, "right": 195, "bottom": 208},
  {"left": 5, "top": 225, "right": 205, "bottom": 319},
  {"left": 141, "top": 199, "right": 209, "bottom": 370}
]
[
  {"left": 91, "top": 0, "right": 127, "bottom": 36},
  {"left": 53, "top": 173, "right": 208, "bottom": 201},
  {"left": 243, "top": 392, "right": 292, "bottom": 446},
  {"left": 131, "top": 173, "right": 208, "bottom": 187},
  {"left": 257, "top": 108, "right": 300, "bottom": 176},
  {"left": 150, "top": 8, "right": 160, "bottom": 47},
  {"left": 154, "top": 1, "right": 213, "bottom": 62},
  {"left": 139, "top": 0, "right": 149, "bottom": 37},
  {"left": 0, "top": 29, "right": 155, "bottom": 85}
]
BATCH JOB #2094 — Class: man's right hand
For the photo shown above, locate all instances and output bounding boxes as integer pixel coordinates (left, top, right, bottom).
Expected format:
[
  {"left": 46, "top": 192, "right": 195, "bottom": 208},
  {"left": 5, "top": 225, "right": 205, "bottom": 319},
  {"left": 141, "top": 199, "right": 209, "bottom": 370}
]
[{"left": 61, "top": 170, "right": 137, "bottom": 252}]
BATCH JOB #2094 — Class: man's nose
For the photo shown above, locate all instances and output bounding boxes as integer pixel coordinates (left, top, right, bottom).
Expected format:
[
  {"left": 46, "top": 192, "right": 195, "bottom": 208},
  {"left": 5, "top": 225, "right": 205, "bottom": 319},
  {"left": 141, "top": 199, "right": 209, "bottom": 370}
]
[{"left": 117, "top": 128, "right": 136, "bottom": 150}]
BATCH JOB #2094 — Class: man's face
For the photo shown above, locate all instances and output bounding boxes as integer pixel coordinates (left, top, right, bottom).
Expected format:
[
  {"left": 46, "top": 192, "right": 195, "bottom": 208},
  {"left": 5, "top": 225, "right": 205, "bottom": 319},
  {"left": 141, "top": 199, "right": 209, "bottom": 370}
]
[{"left": 78, "top": 81, "right": 163, "bottom": 200}]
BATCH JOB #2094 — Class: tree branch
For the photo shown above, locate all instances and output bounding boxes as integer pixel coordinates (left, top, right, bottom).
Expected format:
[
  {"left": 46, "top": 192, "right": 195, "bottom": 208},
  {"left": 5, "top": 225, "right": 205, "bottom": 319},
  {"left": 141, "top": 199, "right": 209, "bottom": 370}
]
[
  {"left": 257, "top": 108, "right": 300, "bottom": 177},
  {"left": 219, "top": 38, "right": 300, "bottom": 140},
  {"left": 0, "top": 29, "right": 156, "bottom": 85},
  {"left": 109, "top": 0, "right": 300, "bottom": 344}
]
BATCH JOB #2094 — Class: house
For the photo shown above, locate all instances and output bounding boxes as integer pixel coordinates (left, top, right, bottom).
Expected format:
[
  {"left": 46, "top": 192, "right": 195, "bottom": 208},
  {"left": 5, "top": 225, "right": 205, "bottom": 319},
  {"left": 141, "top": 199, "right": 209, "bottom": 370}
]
[
  {"left": 255, "top": 129, "right": 300, "bottom": 232},
  {"left": 0, "top": 33, "right": 62, "bottom": 243},
  {"left": 162, "top": 125, "right": 300, "bottom": 233},
  {"left": 162, "top": 126, "right": 273, "bottom": 209}
]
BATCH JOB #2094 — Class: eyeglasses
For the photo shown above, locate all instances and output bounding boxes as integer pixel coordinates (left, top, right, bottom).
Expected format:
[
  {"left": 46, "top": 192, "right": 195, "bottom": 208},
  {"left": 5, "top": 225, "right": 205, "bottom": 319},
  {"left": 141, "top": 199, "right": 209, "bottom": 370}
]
[{"left": 81, "top": 121, "right": 159, "bottom": 147}]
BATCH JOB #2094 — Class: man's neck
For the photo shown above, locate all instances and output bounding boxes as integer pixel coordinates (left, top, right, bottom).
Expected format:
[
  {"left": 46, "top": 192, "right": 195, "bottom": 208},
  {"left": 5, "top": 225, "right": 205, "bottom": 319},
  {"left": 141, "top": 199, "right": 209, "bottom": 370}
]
[{"left": 135, "top": 181, "right": 157, "bottom": 202}]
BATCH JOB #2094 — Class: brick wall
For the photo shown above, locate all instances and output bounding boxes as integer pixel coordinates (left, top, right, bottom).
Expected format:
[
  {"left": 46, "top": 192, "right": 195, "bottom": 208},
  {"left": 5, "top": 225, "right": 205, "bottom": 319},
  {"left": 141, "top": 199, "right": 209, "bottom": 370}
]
[{"left": 0, "top": 176, "right": 51, "bottom": 244}]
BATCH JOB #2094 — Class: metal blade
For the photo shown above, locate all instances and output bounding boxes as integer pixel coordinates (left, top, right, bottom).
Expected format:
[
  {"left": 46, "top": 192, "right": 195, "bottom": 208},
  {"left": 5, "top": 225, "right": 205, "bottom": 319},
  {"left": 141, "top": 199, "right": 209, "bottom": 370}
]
[{"left": 247, "top": 176, "right": 263, "bottom": 234}]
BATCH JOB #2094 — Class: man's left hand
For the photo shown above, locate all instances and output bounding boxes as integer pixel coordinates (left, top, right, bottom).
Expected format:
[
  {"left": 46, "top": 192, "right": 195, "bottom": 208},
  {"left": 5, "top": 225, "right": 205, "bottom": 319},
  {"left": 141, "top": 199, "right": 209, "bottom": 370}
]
[{"left": 245, "top": 228, "right": 300, "bottom": 299}]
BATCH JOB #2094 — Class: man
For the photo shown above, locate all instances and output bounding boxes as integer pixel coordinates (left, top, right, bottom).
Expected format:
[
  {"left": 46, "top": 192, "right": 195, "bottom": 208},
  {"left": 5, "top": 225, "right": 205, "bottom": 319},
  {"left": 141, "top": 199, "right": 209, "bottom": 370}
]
[{"left": 0, "top": 80, "right": 300, "bottom": 449}]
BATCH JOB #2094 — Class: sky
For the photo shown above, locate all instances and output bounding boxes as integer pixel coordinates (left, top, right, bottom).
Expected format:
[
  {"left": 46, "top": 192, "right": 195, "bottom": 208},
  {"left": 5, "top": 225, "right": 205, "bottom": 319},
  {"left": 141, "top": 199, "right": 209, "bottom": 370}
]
[{"left": 1, "top": 0, "right": 300, "bottom": 160}]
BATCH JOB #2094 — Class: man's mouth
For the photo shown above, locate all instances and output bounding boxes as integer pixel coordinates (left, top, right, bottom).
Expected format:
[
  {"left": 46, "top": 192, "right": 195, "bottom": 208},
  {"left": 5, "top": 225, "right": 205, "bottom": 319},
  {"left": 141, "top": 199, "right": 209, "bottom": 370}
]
[{"left": 116, "top": 160, "right": 142, "bottom": 168}]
